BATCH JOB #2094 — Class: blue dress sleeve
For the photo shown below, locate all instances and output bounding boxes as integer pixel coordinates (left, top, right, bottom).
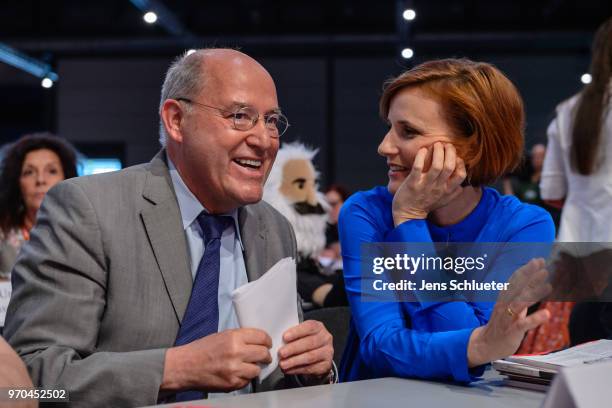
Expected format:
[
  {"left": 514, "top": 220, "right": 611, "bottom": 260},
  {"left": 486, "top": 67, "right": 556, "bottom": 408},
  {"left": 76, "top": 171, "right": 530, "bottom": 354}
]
[
  {"left": 339, "top": 196, "right": 485, "bottom": 382},
  {"left": 340, "top": 191, "right": 555, "bottom": 383}
]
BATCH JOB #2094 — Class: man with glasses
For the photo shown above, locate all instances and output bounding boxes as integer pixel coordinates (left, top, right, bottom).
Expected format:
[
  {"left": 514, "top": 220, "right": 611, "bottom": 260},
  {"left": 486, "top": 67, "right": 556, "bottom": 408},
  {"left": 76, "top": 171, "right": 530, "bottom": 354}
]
[{"left": 4, "top": 49, "right": 334, "bottom": 407}]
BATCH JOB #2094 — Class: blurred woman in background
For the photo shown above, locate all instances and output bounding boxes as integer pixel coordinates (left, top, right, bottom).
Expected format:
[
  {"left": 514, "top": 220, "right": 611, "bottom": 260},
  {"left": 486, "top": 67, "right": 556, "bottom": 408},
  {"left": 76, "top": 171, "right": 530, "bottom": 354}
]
[
  {"left": 0, "top": 133, "right": 78, "bottom": 280},
  {"left": 540, "top": 16, "right": 612, "bottom": 346},
  {"left": 319, "top": 184, "right": 351, "bottom": 271},
  {"left": 541, "top": 16, "right": 612, "bottom": 242}
]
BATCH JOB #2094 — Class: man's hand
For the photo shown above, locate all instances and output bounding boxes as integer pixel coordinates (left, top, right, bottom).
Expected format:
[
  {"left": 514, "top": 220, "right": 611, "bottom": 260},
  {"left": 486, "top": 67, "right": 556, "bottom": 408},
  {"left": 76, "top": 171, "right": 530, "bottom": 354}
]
[
  {"left": 278, "top": 320, "right": 334, "bottom": 382},
  {"left": 0, "top": 337, "right": 36, "bottom": 408},
  {"left": 161, "top": 328, "right": 272, "bottom": 393}
]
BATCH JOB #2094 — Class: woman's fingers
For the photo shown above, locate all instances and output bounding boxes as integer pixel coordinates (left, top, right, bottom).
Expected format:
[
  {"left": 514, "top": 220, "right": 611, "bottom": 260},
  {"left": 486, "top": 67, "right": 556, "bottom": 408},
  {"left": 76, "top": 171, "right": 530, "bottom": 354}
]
[
  {"left": 497, "top": 260, "right": 551, "bottom": 332},
  {"left": 394, "top": 142, "right": 465, "bottom": 219},
  {"left": 448, "top": 157, "right": 467, "bottom": 188},
  {"left": 408, "top": 147, "right": 428, "bottom": 182},
  {"left": 424, "top": 142, "right": 445, "bottom": 183},
  {"left": 516, "top": 308, "right": 551, "bottom": 333},
  {"left": 476, "top": 260, "right": 552, "bottom": 362},
  {"left": 507, "top": 261, "right": 550, "bottom": 304},
  {"left": 438, "top": 143, "right": 457, "bottom": 181},
  {"left": 503, "top": 258, "right": 545, "bottom": 301},
  {"left": 427, "top": 143, "right": 465, "bottom": 190}
]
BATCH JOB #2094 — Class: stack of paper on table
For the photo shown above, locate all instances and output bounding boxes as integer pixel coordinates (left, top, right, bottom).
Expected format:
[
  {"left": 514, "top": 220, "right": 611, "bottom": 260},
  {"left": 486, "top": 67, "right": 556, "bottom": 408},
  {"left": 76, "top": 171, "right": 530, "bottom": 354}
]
[
  {"left": 231, "top": 257, "right": 299, "bottom": 382},
  {"left": 493, "top": 339, "right": 612, "bottom": 392},
  {"left": 492, "top": 360, "right": 555, "bottom": 391}
]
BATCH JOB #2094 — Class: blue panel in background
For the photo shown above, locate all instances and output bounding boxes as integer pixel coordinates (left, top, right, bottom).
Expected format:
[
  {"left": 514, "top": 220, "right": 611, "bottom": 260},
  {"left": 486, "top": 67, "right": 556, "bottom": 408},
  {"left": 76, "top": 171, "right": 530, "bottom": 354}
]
[{"left": 79, "top": 158, "right": 122, "bottom": 176}]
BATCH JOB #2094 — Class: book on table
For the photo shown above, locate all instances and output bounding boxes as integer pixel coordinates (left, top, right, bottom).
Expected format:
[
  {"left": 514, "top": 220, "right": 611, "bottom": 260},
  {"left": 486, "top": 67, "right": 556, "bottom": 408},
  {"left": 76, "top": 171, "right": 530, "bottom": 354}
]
[{"left": 492, "top": 339, "right": 612, "bottom": 392}]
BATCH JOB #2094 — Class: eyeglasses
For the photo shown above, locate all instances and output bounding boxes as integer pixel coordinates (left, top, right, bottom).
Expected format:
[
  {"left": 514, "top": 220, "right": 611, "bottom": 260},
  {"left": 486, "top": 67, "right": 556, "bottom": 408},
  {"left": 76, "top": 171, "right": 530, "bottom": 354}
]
[{"left": 176, "top": 97, "right": 290, "bottom": 137}]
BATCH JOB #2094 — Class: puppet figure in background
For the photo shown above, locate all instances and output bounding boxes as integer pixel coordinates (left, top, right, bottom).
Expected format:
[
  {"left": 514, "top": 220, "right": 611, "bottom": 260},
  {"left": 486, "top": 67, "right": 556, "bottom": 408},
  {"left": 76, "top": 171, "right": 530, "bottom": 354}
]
[{"left": 264, "top": 142, "right": 347, "bottom": 308}]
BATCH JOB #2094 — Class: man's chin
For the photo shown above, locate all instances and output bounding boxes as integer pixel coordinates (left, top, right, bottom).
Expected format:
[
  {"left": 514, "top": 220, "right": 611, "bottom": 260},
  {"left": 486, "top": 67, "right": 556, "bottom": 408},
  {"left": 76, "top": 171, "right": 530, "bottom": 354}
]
[{"left": 234, "top": 187, "right": 264, "bottom": 206}]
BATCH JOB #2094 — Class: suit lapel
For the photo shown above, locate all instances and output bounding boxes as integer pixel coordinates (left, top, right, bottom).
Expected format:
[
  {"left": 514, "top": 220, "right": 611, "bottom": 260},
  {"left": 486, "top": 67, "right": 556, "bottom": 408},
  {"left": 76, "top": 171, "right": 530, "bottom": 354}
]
[
  {"left": 141, "top": 151, "right": 192, "bottom": 323},
  {"left": 240, "top": 205, "right": 271, "bottom": 395},
  {"left": 239, "top": 205, "right": 268, "bottom": 282}
]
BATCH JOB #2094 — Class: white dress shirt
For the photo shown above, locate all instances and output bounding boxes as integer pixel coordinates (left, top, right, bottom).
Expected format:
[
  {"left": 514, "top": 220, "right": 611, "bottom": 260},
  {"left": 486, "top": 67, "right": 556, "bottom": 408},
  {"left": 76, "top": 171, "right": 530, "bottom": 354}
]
[{"left": 168, "top": 158, "right": 251, "bottom": 395}]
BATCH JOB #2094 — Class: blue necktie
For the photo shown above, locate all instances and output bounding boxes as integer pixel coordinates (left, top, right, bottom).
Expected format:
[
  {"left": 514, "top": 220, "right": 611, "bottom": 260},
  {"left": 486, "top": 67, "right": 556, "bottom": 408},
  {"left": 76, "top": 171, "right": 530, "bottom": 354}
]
[{"left": 174, "top": 212, "right": 233, "bottom": 402}]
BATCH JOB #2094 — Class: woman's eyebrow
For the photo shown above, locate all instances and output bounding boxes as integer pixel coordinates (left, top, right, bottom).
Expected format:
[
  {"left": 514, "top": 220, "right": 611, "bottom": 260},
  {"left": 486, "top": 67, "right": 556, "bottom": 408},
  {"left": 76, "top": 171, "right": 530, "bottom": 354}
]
[{"left": 396, "top": 119, "right": 424, "bottom": 134}]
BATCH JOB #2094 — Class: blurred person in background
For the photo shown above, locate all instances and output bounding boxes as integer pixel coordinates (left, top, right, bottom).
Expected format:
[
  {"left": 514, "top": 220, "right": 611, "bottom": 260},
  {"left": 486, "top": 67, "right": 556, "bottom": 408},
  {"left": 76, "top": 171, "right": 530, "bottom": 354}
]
[
  {"left": 540, "top": 16, "right": 612, "bottom": 346},
  {"left": 0, "top": 133, "right": 78, "bottom": 280},
  {"left": 320, "top": 184, "right": 350, "bottom": 267},
  {"left": 541, "top": 16, "right": 612, "bottom": 242},
  {"left": 504, "top": 144, "right": 561, "bottom": 231},
  {"left": 510, "top": 144, "right": 546, "bottom": 203}
]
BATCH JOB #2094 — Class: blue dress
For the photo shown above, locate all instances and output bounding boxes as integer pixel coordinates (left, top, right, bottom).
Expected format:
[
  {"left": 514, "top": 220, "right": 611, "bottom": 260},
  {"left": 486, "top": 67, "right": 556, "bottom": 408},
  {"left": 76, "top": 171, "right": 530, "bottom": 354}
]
[{"left": 339, "top": 186, "right": 555, "bottom": 383}]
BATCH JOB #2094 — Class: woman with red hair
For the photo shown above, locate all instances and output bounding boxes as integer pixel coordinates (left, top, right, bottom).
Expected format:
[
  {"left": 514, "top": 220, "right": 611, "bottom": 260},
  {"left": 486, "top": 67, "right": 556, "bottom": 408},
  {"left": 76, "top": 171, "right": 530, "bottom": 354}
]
[{"left": 339, "top": 59, "right": 555, "bottom": 382}]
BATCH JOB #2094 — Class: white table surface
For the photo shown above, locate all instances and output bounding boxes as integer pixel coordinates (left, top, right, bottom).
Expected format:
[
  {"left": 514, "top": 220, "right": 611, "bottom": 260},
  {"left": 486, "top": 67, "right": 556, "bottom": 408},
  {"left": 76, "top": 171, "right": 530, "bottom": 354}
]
[{"left": 148, "top": 369, "right": 547, "bottom": 408}]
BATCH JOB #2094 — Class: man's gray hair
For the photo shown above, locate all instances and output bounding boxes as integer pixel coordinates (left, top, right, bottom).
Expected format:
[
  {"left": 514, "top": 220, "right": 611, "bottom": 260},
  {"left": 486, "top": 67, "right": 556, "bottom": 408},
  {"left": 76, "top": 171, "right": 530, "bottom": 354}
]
[{"left": 158, "top": 50, "right": 206, "bottom": 146}]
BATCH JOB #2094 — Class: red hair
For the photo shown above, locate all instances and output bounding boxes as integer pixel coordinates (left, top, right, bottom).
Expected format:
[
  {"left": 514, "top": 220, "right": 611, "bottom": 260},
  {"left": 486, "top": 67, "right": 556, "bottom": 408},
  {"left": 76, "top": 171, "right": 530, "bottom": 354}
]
[{"left": 380, "top": 58, "right": 524, "bottom": 185}]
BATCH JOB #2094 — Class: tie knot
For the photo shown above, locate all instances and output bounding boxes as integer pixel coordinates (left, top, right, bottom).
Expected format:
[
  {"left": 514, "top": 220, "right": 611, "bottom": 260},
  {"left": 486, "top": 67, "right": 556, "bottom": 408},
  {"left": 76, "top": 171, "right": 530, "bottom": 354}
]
[{"left": 196, "top": 213, "right": 233, "bottom": 243}]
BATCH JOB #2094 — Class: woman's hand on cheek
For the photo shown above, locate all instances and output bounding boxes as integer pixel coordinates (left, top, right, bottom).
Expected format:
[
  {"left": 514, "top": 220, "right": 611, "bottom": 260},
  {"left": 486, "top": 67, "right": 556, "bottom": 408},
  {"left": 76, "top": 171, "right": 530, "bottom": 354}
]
[
  {"left": 392, "top": 142, "right": 466, "bottom": 226},
  {"left": 434, "top": 146, "right": 467, "bottom": 210}
]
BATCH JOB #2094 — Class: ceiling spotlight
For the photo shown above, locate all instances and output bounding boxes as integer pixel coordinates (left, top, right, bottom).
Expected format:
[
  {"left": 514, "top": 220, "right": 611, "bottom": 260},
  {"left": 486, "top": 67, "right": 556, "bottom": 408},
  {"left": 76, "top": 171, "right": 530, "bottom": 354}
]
[
  {"left": 401, "top": 48, "right": 414, "bottom": 59},
  {"left": 41, "top": 77, "right": 53, "bottom": 88},
  {"left": 581, "top": 73, "right": 592, "bottom": 84},
  {"left": 403, "top": 9, "right": 416, "bottom": 21},
  {"left": 186, "top": 49, "right": 196, "bottom": 56},
  {"left": 143, "top": 11, "right": 158, "bottom": 24}
]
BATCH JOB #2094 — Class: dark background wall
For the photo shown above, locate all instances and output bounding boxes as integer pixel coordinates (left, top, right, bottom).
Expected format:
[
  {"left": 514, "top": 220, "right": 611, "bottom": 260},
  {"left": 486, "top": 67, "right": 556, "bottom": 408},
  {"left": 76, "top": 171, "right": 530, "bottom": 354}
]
[
  {"left": 54, "top": 52, "right": 586, "bottom": 192},
  {"left": 1, "top": 0, "right": 608, "bottom": 193}
]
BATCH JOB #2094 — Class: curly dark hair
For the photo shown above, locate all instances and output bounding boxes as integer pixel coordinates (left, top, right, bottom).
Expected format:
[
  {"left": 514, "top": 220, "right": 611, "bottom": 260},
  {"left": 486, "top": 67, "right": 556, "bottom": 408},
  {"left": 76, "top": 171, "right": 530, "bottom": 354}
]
[{"left": 0, "top": 132, "right": 78, "bottom": 234}]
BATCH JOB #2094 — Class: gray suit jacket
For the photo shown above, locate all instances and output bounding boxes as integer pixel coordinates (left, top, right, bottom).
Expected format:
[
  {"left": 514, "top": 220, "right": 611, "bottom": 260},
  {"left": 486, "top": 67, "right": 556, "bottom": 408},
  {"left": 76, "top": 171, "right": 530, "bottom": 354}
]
[
  {"left": 3, "top": 151, "right": 300, "bottom": 407},
  {"left": 0, "top": 240, "right": 18, "bottom": 279}
]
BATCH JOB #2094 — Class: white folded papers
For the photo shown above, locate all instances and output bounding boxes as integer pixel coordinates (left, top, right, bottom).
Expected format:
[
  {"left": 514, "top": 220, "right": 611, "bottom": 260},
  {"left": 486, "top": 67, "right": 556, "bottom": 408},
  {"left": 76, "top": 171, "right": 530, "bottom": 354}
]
[{"left": 231, "top": 257, "right": 299, "bottom": 381}]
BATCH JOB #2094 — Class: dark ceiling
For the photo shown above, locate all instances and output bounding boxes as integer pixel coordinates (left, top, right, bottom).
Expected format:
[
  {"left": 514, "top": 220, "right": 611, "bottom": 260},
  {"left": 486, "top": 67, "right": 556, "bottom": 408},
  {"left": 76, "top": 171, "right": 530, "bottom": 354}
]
[
  {"left": 1, "top": 0, "right": 611, "bottom": 37},
  {"left": 1, "top": 0, "right": 611, "bottom": 58}
]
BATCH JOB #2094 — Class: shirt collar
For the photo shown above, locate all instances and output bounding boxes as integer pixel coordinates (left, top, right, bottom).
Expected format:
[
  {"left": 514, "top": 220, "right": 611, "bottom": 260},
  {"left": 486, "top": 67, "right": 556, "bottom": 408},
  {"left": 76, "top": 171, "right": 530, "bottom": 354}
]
[{"left": 168, "top": 157, "right": 244, "bottom": 250}]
